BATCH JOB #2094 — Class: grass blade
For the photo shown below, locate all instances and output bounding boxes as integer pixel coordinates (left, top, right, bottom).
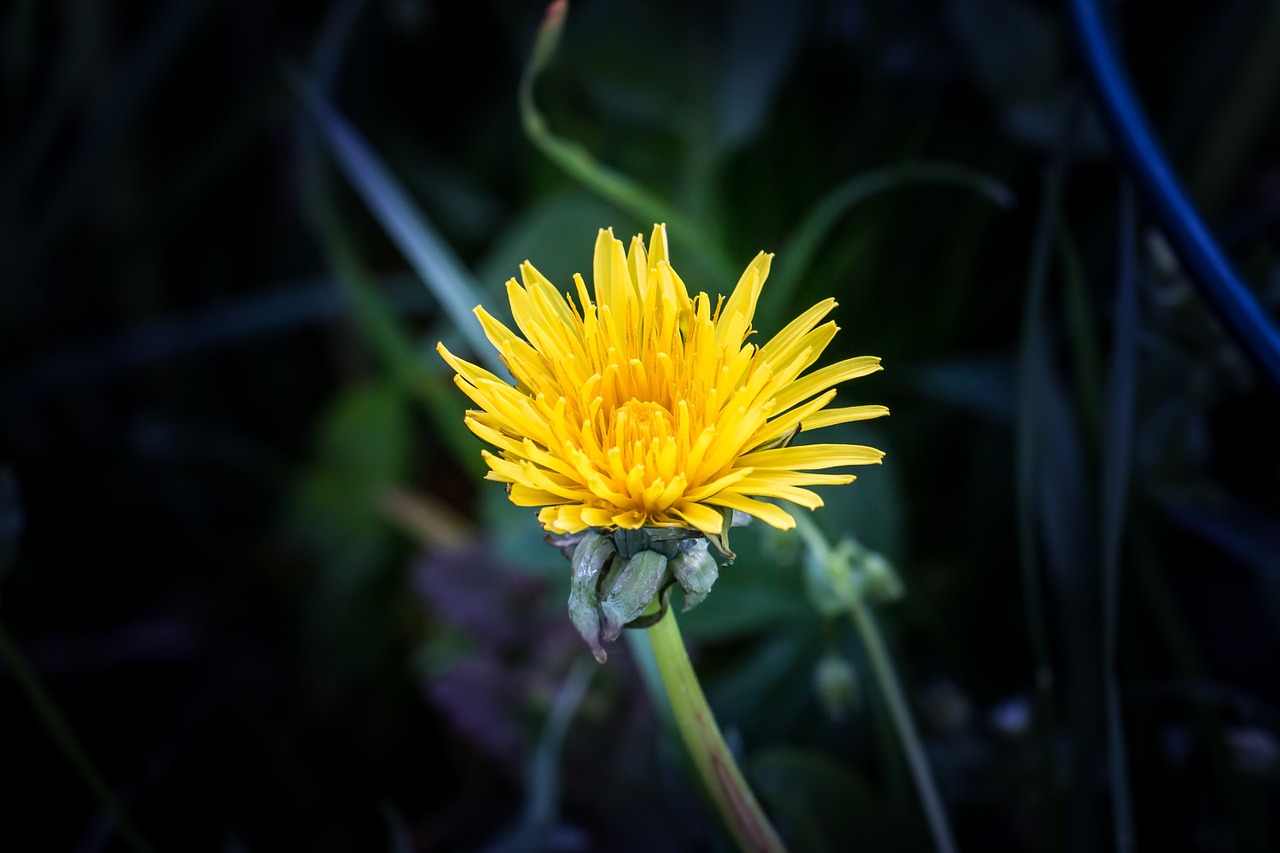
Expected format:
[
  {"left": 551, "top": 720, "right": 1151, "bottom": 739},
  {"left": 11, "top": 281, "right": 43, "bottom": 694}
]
[
  {"left": 1015, "top": 153, "right": 1066, "bottom": 844},
  {"left": 294, "top": 74, "right": 503, "bottom": 378},
  {"left": 1101, "top": 182, "right": 1138, "bottom": 852},
  {"left": 771, "top": 162, "right": 1014, "bottom": 311}
]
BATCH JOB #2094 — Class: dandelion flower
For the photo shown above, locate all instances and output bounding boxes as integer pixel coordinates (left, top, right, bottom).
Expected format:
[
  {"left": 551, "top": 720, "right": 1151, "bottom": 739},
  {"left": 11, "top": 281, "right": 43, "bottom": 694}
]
[{"left": 437, "top": 224, "right": 886, "bottom": 545}]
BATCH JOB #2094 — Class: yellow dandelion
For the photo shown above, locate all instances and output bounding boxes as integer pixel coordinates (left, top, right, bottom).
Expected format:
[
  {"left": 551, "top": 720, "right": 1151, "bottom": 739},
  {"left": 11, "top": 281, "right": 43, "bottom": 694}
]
[{"left": 437, "top": 224, "right": 886, "bottom": 543}]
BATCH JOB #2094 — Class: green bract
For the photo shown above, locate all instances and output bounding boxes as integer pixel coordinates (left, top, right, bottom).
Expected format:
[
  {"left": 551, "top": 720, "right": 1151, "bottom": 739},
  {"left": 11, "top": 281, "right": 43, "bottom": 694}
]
[{"left": 564, "top": 526, "right": 726, "bottom": 661}]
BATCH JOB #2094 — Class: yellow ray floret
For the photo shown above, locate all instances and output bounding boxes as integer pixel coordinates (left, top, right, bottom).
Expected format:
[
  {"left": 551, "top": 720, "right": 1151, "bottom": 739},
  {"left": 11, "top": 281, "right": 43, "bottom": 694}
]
[{"left": 437, "top": 224, "right": 886, "bottom": 538}]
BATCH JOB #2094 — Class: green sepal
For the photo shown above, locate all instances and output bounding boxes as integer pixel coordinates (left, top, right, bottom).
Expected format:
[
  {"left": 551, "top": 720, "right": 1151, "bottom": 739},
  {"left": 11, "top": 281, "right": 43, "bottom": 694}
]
[
  {"left": 600, "top": 549, "right": 669, "bottom": 642},
  {"left": 568, "top": 531, "right": 616, "bottom": 663},
  {"left": 669, "top": 539, "right": 719, "bottom": 611},
  {"left": 624, "top": 582, "right": 673, "bottom": 629},
  {"left": 705, "top": 508, "right": 751, "bottom": 561},
  {"left": 612, "top": 528, "right": 650, "bottom": 559},
  {"left": 636, "top": 526, "right": 700, "bottom": 558}
]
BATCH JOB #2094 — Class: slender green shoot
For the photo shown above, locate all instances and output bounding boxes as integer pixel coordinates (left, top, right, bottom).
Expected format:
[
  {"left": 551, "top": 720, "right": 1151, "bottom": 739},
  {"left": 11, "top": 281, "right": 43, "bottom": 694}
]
[
  {"left": 519, "top": 1, "right": 736, "bottom": 282},
  {"left": 0, "top": 619, "right": 155, "bottom": 853},
  {"left": 793, "top": 513, "right": 957, "bottom": 853}
]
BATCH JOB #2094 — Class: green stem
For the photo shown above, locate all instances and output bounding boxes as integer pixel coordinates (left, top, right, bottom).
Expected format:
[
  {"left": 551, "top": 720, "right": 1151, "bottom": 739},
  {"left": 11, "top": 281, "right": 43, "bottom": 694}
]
[
  {"left": 519, "top": 0, "right": 736, "bottom": 283},
  {"left": 646, "top": 608, "right": 786, "bottom": 853},
  {"left": 0, "top": 619, "right": 155, "bottom": 853},
  {"left": 848, "top": 600, "right": 957, "bottom": 853}
]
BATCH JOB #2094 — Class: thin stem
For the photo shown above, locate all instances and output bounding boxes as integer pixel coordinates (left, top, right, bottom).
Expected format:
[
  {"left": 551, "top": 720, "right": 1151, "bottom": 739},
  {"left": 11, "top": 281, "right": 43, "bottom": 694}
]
[
  {"left": 0, "top": 618, "right": 155, "bottom": 853},
  {"left": 645, "top": 607, "right": 786, "bottom": 853},
  {"left": 1101, "top": 182, "right": 1138, "bottom": 852},
  {"left": 519, "top": 1, "right": 736, "bottom": 283},
  {"left": 848, "top": 599, "right": 958, "bottom": 853},
  {"left": 522, "top": 655, "right": 596, "bottom": 828}
]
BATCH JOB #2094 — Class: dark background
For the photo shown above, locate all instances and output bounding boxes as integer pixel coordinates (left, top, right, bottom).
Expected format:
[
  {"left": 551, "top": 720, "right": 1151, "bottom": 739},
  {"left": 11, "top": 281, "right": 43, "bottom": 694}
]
[{"left": 2, "top": 0, "right": 1279, "bottom": 850}]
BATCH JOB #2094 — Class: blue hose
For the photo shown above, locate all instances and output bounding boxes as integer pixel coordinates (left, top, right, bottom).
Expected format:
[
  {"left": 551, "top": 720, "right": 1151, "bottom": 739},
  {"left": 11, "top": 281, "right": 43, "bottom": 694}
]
[{"left": 1065, "top": 0, "right": 1280, "bottom": 392}]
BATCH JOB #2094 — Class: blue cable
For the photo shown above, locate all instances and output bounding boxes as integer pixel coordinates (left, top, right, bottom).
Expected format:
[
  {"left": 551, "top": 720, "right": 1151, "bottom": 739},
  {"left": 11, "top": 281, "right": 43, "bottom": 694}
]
[{"left": 1065, "top": 0, "right": 1280, "bottom": 392}]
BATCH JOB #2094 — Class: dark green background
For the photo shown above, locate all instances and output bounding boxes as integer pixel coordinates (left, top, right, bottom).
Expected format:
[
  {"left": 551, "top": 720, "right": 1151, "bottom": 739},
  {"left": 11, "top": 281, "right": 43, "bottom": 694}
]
[{"left": 2, "top": 0, "right": 1279, "bottom": 850}]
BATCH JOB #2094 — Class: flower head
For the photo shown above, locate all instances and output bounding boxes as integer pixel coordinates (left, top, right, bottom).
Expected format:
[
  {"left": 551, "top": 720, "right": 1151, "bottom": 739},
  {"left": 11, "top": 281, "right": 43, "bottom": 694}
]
[{"left": 438, "top": 224, "right": 886, "bottom": 546}]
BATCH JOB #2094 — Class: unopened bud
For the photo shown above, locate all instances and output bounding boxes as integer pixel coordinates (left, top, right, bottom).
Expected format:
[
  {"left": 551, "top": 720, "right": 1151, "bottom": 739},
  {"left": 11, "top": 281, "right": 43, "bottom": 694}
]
[
  {"left": 861, "top": 552, "right": 903, "bottom": 604},
  {"left": 814, "top": 653, "right": 860, "bottom": 721}
]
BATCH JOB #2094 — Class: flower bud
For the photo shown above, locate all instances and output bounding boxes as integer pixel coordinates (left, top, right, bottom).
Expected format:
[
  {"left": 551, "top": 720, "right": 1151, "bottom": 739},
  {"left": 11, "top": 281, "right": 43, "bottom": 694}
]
[
  {"left": 814, "top": 653, "right": 860, "bottom": 721},
  {"left": 861, "top": 551, "right": 904, "bottom": 604}
]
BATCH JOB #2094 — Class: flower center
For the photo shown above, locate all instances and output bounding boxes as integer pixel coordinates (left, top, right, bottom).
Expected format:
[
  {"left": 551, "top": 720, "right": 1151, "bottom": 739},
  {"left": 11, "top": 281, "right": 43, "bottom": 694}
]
[
  {"left": 616, "top": 399, "right": 672, "bottom": 445},
  {"left": 591, "top": 398, "right": 686, "bottom": 519}
]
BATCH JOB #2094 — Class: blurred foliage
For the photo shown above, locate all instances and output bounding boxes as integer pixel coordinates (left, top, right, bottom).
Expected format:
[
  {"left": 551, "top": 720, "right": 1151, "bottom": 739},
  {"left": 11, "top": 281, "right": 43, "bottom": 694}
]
[{"left": 2, "top": 0, "right": 1280, "bottom": 851}]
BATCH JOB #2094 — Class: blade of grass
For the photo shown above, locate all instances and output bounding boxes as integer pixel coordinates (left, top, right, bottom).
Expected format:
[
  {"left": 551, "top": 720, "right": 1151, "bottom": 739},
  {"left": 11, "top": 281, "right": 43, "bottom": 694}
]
[
  {"left": 770, "top": 162, "right": 1014, "bottom": 312},
  {"left": 521, "top": 656, "right": 595, "bottom": 831},
  {"left": 0, "top": 619, "right": 156, "bottom": 853},
  {"left": 15, "top": 0, "right": 211, "bottom": 284},
  {"left": 292, "top": 73, "right": 503, "bottom": 378},
  {"left": 0, "top": 3, "right": 85, "bottom": 229},
  {"left": 1015, "top": 146, "right": 1068, "bottom": 845},
  {"left": 1057, "top": 223, "right": 1104, "bottom": 443},
  {"left": 0, "top": 276, "right": 426, "bottom": 408},
  {"left": 847, "top": 598, "right": 957, "bottom": 853},
  {"left": 1100, "top": 182, "right": 1138, "bottom": 852},
  {"left": 315, "top": 199, "right": 483, "bottom": 482},
  {"left": 293, "top": 26, "right": 486, "bottom": 480},
  {"left": 298, "top": 129, "right": 484, "bottom": 482},
  {"left": 1186, "top": 15, "right": 1280, "bottom": 214}
]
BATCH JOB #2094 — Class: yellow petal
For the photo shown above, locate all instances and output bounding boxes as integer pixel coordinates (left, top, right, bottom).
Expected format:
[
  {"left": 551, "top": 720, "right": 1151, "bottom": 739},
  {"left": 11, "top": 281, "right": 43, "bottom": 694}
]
[
  {"left": 738, "top": 443, "right": 885, "bottom": 469},
  {"left": 802, "top": 405, "right": 890, "bottom": 431},
  {"left": 705, "top": 492, "right": 795, "bottom": 530},
  {"left": 671, "top": 501, "right": 724, "bottom": 535},
  {"left": 718, "top": 252, "right": 772, "bottom": 333},
  {"left": 771, "top": 356, "right": 883, "bottom": 411},
  {"left": 437, "top": 225, "right": 885, "bottom": 539},
  {"left": 758, "top": 298, "right": 837, "bottom": 364}
]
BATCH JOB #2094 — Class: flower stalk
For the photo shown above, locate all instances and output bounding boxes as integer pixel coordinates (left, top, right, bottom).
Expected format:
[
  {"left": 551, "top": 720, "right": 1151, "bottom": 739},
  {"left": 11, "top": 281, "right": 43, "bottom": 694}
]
[
  {"left": 794, "top": 514, "right": 957, "bottom": 853},
  {"left": 646, "top": 605, "right": 786, "bottom": 853},
  {"left": 847, "top": 598, "right": 957, "bottom": 853},
  {"left": 0, "top": 619, "right": 155, "bottom": 853}
]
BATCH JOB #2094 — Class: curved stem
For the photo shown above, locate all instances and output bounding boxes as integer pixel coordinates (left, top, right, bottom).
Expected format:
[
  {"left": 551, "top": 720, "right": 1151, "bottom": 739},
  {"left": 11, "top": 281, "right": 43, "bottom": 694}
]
[
  {"left": 0, "top": 619, "right": 155, "bottom": 853},
  {"left": 645, "top": 608, "right": 786, "bottom": 853},
  {"left": 519, "top": 1, "right": 737, "bottom": 283},
  {"left": 848, "top": 600, "right": 958, "bottom": 853}
]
